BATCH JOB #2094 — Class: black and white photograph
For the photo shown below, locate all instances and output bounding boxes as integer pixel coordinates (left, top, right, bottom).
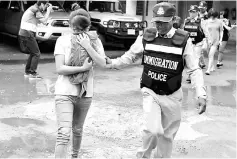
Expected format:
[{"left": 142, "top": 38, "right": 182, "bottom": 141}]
[{"left": 0, "top": 0, "right": 236, "bottom": 158}]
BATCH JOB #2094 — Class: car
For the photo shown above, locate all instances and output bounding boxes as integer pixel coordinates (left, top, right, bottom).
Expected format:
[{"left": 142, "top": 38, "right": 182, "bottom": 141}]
[
  {"left": 87, "top": 0, "right": 147, "bottom": 49},
  {"left": 0, "top": 0, "right": 72, "bottom": 52},
  {"left": 62, "top": 0, "right": 147, "bottom": 49}
]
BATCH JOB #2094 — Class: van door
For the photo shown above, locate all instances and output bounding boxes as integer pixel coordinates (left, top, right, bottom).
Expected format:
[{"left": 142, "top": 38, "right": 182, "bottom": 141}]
[
  {"left": 0, "top": 0, "right": 10, "bottom": 32},
  {"left": 4, "top": 0, "right": 23, "bottom": 36}
]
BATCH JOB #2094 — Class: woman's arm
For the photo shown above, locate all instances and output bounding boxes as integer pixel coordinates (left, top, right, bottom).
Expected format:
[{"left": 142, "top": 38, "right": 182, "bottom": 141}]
[
  {"left": 219, "top": 20, "right": 224, "bottom": 43},
  {"left": 223, "top": 20, "right": 235, "bottom": 31},
  {"left": 77, "top": 34, "right": 106, "bottom": 68},
  {"left": 55, "top": 55, "right": 92, "bottom": 75}
]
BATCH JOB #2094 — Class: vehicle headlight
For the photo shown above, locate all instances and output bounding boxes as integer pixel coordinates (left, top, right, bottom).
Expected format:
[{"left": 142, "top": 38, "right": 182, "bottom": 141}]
[
  {"left": 107, "top": 20, "right": 120, "bottom": 28},
  {"left": 38, "top": 32, "right": 46, "bottom": 36},
  {"left": 140, "top": 21, "right": 147, "bottom": 28},
  {"left": 134, "top": 23, "right": 138, "bottom": 28},
  {"left": 103, "top": 21, "right": 108, "bottom": 25}
]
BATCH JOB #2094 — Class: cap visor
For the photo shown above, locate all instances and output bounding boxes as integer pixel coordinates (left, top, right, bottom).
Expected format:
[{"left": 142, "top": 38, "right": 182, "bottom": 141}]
[
  {"left": 152, "top": 17, "right": 172, "bottom": 22},
  {"left": 198, "top": 6, "right": 205, "bottom": 9}
]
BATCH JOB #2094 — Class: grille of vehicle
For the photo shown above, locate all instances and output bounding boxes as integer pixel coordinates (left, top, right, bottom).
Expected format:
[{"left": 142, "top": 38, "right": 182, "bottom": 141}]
[
  {"left": 51, "top": 20, "right": 69, "bottom": 27},
  {"left": 121, "top": 22, "right": 140, "bottom": 29},
  {"left": 52, "top": 33, "right": 61, "bottom": 36}
]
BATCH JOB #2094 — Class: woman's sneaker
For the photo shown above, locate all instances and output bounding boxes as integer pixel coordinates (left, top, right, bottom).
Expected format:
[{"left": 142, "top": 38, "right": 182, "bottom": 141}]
[
  {"left": 216, "top": 62, "right": 223, "bottom": 68},
  {"left": 29, "top": 73, "right": 42, "bottom": 79},
  {"left": 24, "top": 73, "right": 31, "bottom": 78}
]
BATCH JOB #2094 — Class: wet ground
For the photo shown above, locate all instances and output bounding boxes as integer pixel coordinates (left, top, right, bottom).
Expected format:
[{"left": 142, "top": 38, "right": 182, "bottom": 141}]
[
  {"left": 0, "top": 60, "right": 236, "bottom": 158},
  {"left": 0, "top": 35, "right": 236, "bottom": 158}
]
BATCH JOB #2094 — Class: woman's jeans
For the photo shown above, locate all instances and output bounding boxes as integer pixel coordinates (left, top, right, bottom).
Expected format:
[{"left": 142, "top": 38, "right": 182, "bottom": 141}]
[{"left": 54, "top": 95, "right": 92, "bottom": 158}]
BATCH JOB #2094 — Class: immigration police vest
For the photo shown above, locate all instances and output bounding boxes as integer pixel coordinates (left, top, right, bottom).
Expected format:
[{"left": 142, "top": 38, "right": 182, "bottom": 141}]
[
  {"left": 141, "top": 28, "right": 189, "bottom": 95},
  {"left": 184, "top": 17, "right": 204, "bottom": 44}
]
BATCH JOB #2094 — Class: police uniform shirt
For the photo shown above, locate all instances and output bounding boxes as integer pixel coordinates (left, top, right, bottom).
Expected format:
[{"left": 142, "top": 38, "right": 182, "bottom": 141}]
[{"left": 111, "top": 27, "right": 207, "bottom": 99}]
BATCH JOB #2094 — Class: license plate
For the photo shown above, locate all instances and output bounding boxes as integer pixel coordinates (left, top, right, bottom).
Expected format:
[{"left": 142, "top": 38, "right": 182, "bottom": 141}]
[
  {"left": 190, "top": 32, "right": 197, "bottom": 36},
  {"left": 127, "top": 29, "right": 135, "bottom": 35}
]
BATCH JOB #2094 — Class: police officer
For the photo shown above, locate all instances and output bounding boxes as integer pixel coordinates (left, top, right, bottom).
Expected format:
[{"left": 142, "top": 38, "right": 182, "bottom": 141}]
[
  {"left": 198, "top": 1, "right": 209, "bottom": 69},
  {"left": 105, "top": 2, "right": 207, "bottom": 158},
  {"left": 19, "top": 0, "right": 53, "bottom": 79},
  {"left": 183, "top": 5, "right": 205, "bottom": 83}
]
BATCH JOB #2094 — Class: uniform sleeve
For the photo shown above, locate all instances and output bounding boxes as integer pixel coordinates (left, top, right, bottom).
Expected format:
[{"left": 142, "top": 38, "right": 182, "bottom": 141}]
[
  {"left": 54, "top": 37, "right": 65, "bottom": 56},
  {"left": 183, "top": 38, "right": 207, "bottom": 99},
  {"left": 111, "top": 35, "right": 144, "bottom": 69}
]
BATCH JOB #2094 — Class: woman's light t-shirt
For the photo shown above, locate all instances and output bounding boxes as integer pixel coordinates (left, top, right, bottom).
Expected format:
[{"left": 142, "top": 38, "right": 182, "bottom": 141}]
[{"left": 54, "top": 34, "right": 105, "bottom": 97}]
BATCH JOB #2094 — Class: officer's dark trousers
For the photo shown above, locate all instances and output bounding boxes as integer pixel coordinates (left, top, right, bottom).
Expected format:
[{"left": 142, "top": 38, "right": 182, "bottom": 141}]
[
  {"left": 136, "top": 87, "right": 182, "bottom": 158},
  {"left": 19, "top": 31, "right": 41, "bottom": 74}
]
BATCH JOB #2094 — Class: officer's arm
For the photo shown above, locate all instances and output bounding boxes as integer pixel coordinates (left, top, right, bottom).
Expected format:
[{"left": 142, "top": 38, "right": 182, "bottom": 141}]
[
  {"left": 183, "top": 38, "right": 207, "bottom": 99},
  {"left": 111, "top": 35, "right": 144, "bottom": 69}
]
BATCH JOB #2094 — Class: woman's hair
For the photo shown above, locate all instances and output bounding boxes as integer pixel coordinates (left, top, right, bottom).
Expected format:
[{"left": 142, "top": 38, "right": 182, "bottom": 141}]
[
  {"left": 208, "top": 8, "right": 219, "bottom": 18},
  {"left": 69, "top": 9, "right": 91, "bottom": 32}
]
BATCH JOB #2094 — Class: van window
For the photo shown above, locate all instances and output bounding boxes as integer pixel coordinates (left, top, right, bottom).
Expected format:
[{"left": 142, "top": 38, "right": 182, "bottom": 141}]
[
  {"left": 22, "top": 0, "right": 35, "bottom": 10},
  {"left": 9, "top": 0, "right": 21, "bottom": 11},
  {"left": 0, "top": 1, "right": 10, "bottom": 9}
]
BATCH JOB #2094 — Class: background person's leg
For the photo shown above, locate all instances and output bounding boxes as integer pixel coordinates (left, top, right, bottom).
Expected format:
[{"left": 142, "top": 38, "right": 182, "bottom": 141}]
[
  {"left": 217, "top": 41, "right": 228, "bottom": 67},
  {"left": 55, "top": 95, "right": 75, "bottom": 158},
  {"left": 206, "top": 45, "right": 218, "bottom": 75},
  {"left": 136, "top": 90, "right": 164, "bottom": 158},
  {"left": 71, "top": 97, "right": 92, "bottom": 158}
]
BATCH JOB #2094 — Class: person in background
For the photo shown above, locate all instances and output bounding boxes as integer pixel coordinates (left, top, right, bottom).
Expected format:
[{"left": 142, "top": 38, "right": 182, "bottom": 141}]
[
  {"left": 18, "top": 0, "right": 53, "bottom": 79},
  {"left": 173, "top": 15, "right": 182, "bottom": 29},
  {"left": 198, "top": 1, "right": 209, "bottom": 69},
  {"left": 105, "top": 2, "right": 207, "bottom": 158},
  {"left": 205, "top": 8, "right": 223, "bottom": 75},
  {"left": 54, "top": 8, "right": 106, "bottom": 158},
  {"left": 183, "top": 5, "right": 205, "bottom": 83},
  {"left": 217, "top": 10, "right": 236, "bottom": 68}
]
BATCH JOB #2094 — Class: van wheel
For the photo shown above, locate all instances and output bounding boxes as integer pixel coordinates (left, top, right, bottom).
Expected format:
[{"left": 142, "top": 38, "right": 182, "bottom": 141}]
[{"left": 18, "top": 36, "right": 27, "bottom": 53}]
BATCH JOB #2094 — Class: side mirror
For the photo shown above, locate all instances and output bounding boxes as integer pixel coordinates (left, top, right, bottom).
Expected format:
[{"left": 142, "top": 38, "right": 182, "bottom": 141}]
[{"left": 10, "top": 6, "right": 20, "bottom": 12}]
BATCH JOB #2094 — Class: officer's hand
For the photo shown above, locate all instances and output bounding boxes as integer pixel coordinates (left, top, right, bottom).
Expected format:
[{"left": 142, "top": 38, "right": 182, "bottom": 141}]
[
  {"left": 104, "top": 57, "right": 112, "bottom": 69},
  {"left": 105, "top": 57, "right": 112, "bottom": 64},
  {"left": 197, "top": 97, "right": 207, "bottom": 115},
  {"left": 219, "top": 40, "right": 222, "bottom": 46},
  {"left": 82, "top": 57, "right": 93, "bottom": 71}
]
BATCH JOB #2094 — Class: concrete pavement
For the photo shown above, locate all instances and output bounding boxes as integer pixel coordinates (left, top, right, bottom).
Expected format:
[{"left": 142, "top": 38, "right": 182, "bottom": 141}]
[
  {"left": 0, "top": 34, "right": 236, "bottom": 158},
  {"left": 0, "top": 55, "right": 236, "bottom": 158}
]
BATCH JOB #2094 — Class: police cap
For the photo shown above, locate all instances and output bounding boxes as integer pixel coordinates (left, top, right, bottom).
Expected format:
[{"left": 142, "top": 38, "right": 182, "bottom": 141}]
[{"left": 152, "top": 2, "right": 176, "bottom": 22}]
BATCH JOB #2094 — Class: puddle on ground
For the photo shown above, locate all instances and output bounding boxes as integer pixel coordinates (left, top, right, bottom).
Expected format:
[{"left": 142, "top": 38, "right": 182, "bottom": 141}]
[
  {"left": 0, "top": 71, "right": 55, "bottom": 106},
  {"left": 0, "top": 117, "right": 45, "bottom": 127},
  {"left": 0, "top": 130, "right": 55, "bottom": 158},
  {"left": 182, "top": 80, "right": 236, "bottom": 110}
]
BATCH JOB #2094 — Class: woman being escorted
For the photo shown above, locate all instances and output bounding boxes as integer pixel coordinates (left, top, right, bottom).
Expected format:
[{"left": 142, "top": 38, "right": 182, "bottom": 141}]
[
  {"left": 53, "top": 9, "right": 106, "bottom": 158},
  {"left": 217, "top": 10, "right": 236, "bottom": 68},
  {"left": 205, "top": 8, "right": 223, "bottom": 75}
]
